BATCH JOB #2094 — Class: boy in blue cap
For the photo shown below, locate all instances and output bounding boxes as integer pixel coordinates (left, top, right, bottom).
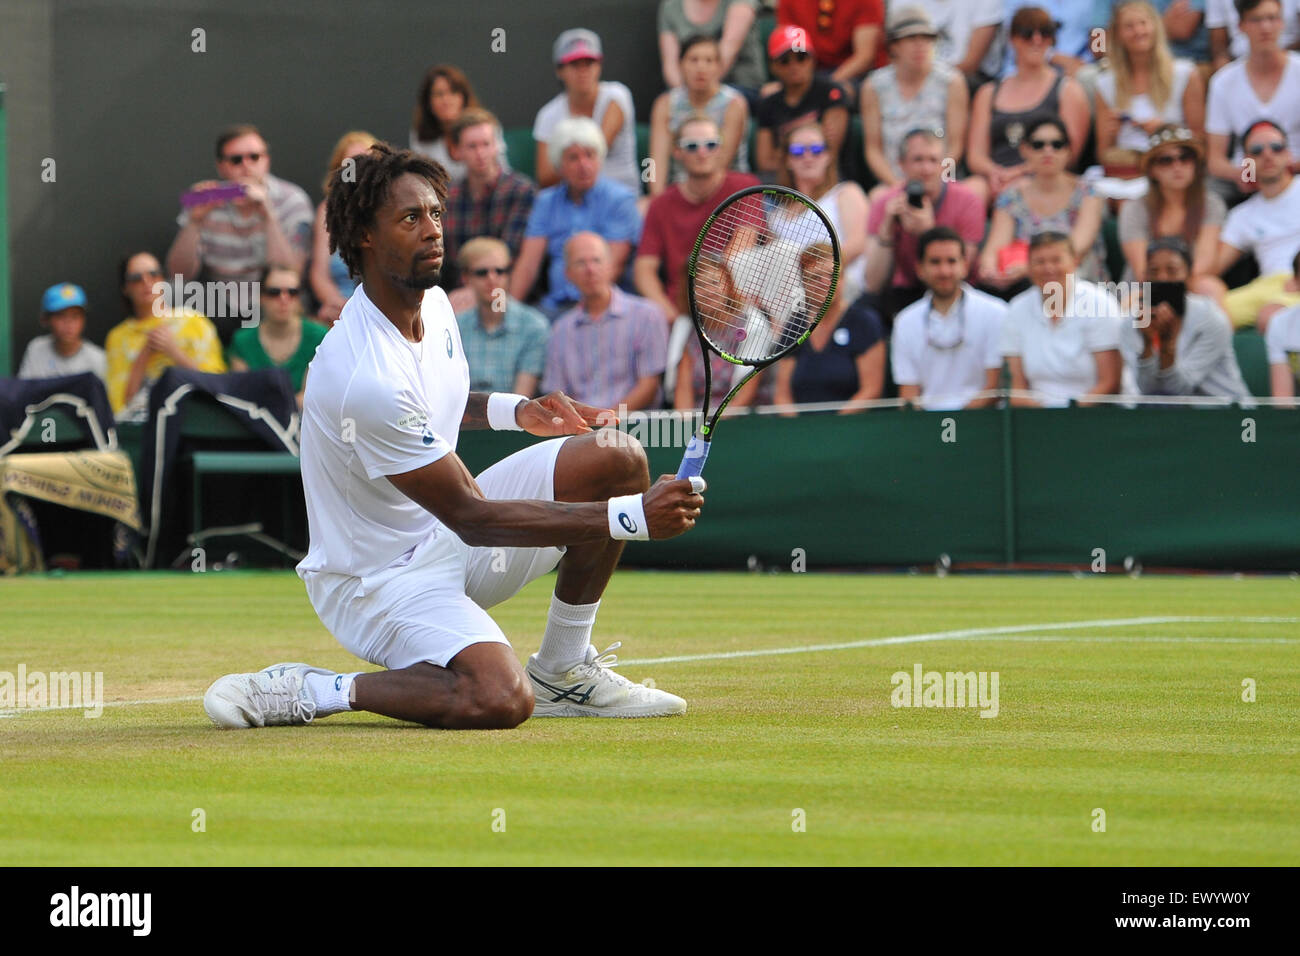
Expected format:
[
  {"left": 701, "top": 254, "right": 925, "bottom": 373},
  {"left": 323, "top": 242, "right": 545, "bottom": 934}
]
[{"left": 17, "top": 283, "right": 107, "bottom": 383}]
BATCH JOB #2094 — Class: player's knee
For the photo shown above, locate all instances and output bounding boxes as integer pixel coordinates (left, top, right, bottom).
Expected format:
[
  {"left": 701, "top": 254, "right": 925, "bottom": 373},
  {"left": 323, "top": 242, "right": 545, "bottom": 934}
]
[
  {"left": 602, "top": 431, "right": 650, "bottom": 496},
  {"left": 466, "top": 676, "right": 533, "bottom": 729}
]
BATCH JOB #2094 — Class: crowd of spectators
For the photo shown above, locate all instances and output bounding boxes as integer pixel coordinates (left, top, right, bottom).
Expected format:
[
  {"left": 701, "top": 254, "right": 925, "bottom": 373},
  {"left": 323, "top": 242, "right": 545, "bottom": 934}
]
[{"left": 16, "top": 0, "right": 1300, "bottom": 418}]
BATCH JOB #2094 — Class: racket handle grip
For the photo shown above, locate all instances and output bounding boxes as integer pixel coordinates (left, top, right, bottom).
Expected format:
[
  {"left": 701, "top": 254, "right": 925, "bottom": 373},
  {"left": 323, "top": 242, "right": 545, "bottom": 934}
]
[{"left": 675, "top": 435, "right": 710, "bottom": 479}]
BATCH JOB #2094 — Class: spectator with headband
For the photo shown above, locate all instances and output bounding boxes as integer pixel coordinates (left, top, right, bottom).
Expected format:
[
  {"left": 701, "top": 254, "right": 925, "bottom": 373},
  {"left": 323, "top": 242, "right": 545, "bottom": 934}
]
[
  {"left": 1213, "top": 119, "right": 1300, "bottom": 331},
  {"left": 455, "top": 238, "right": 550, "bottom": 397},
  {"left": 648, "top": 34, "right": 751, "bottom": 197},
  {"left": 510, "top": 117, "right": 640, "bottom": 320},
  {"left": 533, "top": 29, "right": 640, "bottom": 194},
  {"left": 865, "top": 128, "right": 986, "bottom": 322},
  {"left": 1123, "top": 237, "right": 1251, "bottom": 400},
  {"left": 754, "top": 25, "right": 852, "bottom": 177},
  {"left": 891, "top": 227, "right": 1008, "bottom": 410},
  {"left": 860, "top": 5, "right": 969, "bottom": 200},
  {"left": 1205, "top": 0, "right": 1300, "bottom": 199},
  {"left": 1001, "top": 231, "right": 1124, "bottom": 407}
]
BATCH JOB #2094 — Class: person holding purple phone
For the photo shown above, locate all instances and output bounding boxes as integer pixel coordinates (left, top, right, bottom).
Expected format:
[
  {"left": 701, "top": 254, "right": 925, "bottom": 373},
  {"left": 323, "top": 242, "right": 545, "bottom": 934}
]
[{"left": 165, "top": 124, "right": 313, "bottom": 342}]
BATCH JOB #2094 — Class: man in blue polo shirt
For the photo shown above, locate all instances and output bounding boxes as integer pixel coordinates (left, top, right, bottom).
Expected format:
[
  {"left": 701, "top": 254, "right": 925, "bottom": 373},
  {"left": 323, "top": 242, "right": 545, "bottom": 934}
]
[
  {"left": 454, "top": 237, "right": 550, "bottom": 396},
  {"left": 509, "top": 117, "right": 641, "bottom": 319}
]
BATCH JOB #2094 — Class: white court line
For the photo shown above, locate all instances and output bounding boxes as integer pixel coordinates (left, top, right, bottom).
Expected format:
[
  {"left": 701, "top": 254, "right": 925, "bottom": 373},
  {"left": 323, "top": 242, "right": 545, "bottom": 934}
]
[{"left": 2, "top": 616, "right": 1296, "bottom": 716}]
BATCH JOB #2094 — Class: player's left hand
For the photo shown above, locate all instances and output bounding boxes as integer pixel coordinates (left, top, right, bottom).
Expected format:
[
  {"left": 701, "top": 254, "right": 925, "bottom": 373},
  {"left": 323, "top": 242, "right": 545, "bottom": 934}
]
[{"left": 515, "top": 392, "right": 615, "bottom": 436}]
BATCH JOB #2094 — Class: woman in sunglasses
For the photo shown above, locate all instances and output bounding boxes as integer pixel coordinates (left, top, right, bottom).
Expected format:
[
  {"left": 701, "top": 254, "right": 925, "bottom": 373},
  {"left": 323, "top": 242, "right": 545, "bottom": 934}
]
[
  {"left": 227, "top": 265, "right": 327, "bottom": 409},
  {"left": 775, "top": 121, "right": 869, "bottom": 298},
  {"left": 1118, "top": 126, "right": 1227, "bottom": 298},
  {"left": 648, "top": 35, "right": 751, "bottom": 197},
  {"left": 966, "top": 6, "right": 1090, "bottom": 203},
  {"left": 1094, "top": 1, "right": 1205, "bottom": 174},
  {"left": 979, "top": 115, "right": 1107, "bottom": 292},
  {"left": 104, "top": 251, "right": 226, "bottom": 420}
]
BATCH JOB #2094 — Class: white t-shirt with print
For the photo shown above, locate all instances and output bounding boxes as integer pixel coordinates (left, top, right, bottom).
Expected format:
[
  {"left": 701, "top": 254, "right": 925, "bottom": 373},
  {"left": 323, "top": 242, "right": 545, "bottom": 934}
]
[{"left": 296, "top": 284, "right": 470, "bottom": 582}]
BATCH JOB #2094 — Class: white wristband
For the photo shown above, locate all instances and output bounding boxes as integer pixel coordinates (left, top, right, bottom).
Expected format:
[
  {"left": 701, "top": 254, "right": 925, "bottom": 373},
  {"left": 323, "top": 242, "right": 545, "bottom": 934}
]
[
  {"left": 608, "top": 494, "right": 650, "bottom": 541},
  {"left": 487, "top": 392, "right": 527, "bottom": 431}
]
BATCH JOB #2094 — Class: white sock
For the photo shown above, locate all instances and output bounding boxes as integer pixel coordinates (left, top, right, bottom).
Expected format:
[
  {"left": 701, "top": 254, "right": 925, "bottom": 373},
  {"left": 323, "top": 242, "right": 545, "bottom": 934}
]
[
  {"left": 304, "top": 671, "right": 359, "bottom": 717},
  {"left": 536, "top": 595, "right": 600, "bottom": 672}
]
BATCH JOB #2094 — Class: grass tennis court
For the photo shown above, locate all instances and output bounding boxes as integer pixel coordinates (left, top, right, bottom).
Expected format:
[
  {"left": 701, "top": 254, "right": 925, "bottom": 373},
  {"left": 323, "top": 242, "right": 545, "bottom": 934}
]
[{"left": 1, "top": 571, "right": 1297, "bottom": 865}]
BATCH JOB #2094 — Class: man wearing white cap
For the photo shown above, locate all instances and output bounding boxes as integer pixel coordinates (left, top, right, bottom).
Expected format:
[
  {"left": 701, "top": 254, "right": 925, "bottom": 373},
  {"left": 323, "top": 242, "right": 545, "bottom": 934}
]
[
  {"left": 17, "top": 283, "right": 107, "bottom": 384},
  {"left": 533, "top": 28, "right": 641, "bottom": 195}
]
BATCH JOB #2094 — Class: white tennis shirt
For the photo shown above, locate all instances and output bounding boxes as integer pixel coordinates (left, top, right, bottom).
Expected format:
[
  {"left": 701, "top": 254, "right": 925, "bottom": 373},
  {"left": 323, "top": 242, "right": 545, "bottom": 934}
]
[
  {"left": 296, "top": 283, "right": 470, "bottom": 581},
  {"left": 891, "top": 284, "right": 1007, "bottom": 410}
]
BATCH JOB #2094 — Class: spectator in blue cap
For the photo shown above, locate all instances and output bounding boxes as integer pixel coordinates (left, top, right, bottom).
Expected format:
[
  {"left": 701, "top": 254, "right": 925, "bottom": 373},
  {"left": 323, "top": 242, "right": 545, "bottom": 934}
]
[{"left": 17, "top": 283, "right": 107, "bottom": 384}]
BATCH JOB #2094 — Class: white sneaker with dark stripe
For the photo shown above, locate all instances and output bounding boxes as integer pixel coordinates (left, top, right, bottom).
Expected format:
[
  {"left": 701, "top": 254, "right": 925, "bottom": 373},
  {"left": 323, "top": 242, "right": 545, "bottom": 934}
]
[
  {"left": 203, "top": 662, "right": 323, "bottom": 728},
  {"left": 526, "top": 643, "right": 687, "bottom": 718}
]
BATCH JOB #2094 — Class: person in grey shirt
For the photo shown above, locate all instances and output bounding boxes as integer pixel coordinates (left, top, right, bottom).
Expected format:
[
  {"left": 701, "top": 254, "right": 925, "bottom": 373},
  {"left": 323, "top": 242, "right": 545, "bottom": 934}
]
[
  {"left": 17, "top": 282, "right": 107, "bottom": 384},
  {"left": 1125, "top": 237, "right": 1250, "bottom": 401}
]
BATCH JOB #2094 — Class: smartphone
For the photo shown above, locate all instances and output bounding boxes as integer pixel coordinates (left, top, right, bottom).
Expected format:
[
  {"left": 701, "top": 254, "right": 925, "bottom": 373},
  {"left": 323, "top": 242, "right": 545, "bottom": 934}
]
[
  {"left": 180, "top": 182, "right": 246, "bottom": 208},
  {"left": 905, "top": 180, "right": 926, "bottom": 208},
  {"left": 1147, "top": 280, "right": 1186, "bottom": 317}
]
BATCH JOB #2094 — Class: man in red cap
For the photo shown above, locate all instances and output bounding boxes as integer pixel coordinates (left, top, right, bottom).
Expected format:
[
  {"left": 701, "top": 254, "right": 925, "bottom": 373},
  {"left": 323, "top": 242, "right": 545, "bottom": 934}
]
[
  {"left": 753, "top": 24, "right": 852, "bottom": 177},
  {"left": 776, "top": 0, "right": 887, "bottom": 86}
]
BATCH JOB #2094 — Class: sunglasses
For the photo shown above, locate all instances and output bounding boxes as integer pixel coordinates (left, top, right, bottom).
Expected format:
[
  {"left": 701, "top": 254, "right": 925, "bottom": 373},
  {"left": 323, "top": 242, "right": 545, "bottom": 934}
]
[
  {"left": 263, "top": 286, "right": 300, "bottom": 298},
  {"left": 1028, "top": 137, "right": 1067, "bottom": 151},
  {"left": 788, "top": 143, "right": 827, "bottom": 157},
  {"left": 222, "top": 152, "right": 264, "bottom": 165},
  {"left": 1152, "top": 148, "right": 1197, "bottom": 167},
  {"left": 469, "top": 266, "right": 510, "bottom": 278},
  {"left": 775, "top": 51, "right": 811, "bottom": 65},
  {"left": 125, "top": 269, "right": 164, "bottom": 283},
  {"left": 680, "top": 138, "right": 721, "bottom": 153},
  {"left": 1013, "top": 26, "right": 1057, "bottom": 40},
  {"left": 1247, "top": 141, "right": 1288, "bottom": 156}
]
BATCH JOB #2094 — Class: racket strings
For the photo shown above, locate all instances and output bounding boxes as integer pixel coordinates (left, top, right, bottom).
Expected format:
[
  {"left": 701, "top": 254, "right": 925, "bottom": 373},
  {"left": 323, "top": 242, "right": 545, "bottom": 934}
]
[{"left": 692, "top": 195, "right": 837, "bottom": 363}]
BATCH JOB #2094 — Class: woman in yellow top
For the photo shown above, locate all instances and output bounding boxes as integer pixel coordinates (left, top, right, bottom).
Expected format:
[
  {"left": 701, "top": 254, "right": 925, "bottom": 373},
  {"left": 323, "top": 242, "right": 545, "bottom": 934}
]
[{"left": 104, "top": 251, "right": 226, "bottom": 420}]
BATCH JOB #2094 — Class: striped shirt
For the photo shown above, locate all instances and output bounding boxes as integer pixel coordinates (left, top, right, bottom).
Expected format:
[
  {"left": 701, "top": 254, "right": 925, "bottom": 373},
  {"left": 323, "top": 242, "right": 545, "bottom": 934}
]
[
  {"left": 177, "top": 173, "right": 313, "bottom": 284},
  {"left": 455, "top": 299, "right": 550, "bottom": 393},
  {"left": 542, "top": 289, "right": 668, "bottom": 409}
]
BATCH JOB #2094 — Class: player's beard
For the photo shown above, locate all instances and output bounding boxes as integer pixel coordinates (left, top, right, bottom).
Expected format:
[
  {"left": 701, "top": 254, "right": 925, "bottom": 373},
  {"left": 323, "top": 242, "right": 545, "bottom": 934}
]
[{"left": 396, "top": 261, "right": 441, "bottom": 290}]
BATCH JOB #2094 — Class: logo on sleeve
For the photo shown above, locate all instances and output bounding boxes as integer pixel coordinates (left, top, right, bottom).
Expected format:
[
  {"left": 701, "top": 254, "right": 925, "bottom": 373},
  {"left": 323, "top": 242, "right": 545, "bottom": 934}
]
[
  {"left": 422, "top": 426, "right": 436, "bottom": 447},
  {"left": 397, "top": 412, "right": 429, "bottom": 430}
]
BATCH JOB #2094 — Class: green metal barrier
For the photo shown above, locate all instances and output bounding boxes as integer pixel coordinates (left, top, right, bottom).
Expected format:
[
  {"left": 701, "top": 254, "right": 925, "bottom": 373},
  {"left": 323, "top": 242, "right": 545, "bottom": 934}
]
[{"left": 456, "top": 406, "right": 1300, "bottom": 571}]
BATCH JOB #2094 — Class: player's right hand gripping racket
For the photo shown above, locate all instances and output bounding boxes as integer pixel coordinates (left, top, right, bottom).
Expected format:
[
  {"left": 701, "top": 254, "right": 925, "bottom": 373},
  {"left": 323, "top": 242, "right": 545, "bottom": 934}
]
[{"left": 675, "top": 184, "right": 841, "bottom": 478}]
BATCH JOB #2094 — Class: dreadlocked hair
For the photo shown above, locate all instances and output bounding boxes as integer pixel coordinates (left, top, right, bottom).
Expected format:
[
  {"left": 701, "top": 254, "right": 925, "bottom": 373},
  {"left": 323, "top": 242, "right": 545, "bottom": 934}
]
[{"left": 325, "top": 141, "right": 450, "bottom": 279}]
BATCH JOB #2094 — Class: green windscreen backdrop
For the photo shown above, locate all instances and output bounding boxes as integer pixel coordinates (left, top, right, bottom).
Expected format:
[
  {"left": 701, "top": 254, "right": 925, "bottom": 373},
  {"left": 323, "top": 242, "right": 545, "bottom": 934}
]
[
  {"left": 455, "top": 407, "right": 1300, "bottom": 571},
  {"left": 0, "top": 83, "right": 9, "bottom": 377}
]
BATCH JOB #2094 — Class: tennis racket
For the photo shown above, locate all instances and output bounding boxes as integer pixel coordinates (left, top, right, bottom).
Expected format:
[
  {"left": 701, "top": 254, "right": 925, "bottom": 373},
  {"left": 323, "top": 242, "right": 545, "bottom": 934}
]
[{"left": 675, "top": 184, "right": 841, "bottom": 479}]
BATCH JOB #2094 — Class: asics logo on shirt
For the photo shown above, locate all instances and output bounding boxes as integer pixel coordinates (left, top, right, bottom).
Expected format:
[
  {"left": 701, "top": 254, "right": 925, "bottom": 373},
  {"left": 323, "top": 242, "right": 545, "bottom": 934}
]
[
  {"left": 444, "top": 328, "right": 453, "bottom": 358},
  {"left": 422, "top": 426, "right": 435, "bottom": 446}
]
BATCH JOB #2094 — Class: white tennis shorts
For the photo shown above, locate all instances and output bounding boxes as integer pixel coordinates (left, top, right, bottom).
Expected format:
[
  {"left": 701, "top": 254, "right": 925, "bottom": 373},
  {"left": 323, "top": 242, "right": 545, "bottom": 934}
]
[{"left": 304, "top": 437, "right": 569, "bottom": 670}]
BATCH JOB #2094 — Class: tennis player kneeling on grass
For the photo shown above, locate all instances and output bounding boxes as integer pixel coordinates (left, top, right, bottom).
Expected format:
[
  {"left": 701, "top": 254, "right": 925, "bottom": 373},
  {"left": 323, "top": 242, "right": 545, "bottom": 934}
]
[{"left": 204, "top": 143, "right": 704, "bottom": 729}]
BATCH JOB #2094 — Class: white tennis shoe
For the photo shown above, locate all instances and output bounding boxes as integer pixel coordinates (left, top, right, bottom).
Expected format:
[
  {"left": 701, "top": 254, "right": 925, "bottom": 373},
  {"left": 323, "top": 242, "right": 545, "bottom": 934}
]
[
  {"left": 203, "top": 662, "right": 325, "bottom": 728},
  {"left": 526, "top": 643, "right": 687, "bottom": 718}
]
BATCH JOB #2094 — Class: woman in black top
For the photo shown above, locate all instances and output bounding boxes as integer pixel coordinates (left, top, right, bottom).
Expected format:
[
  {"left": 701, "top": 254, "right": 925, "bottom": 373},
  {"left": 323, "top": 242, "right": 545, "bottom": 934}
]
[
  {"left": 773, "top": 243, "right": 885, "bottom": 412},
  {"left": 965, "top": 6, "right": 1090, "bottom": 204}
]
